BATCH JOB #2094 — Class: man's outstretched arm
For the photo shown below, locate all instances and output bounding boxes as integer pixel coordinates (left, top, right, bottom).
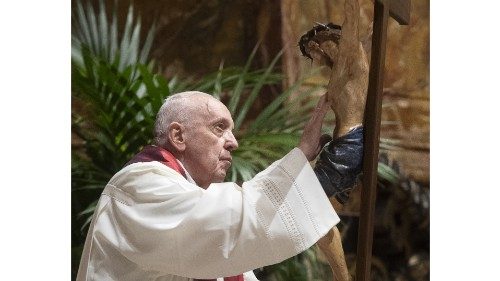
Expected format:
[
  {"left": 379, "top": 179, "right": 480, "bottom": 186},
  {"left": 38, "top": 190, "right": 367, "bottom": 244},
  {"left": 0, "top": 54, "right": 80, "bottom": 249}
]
[{"left": 78, "top": 94, "right": 340, "bottom": 280}]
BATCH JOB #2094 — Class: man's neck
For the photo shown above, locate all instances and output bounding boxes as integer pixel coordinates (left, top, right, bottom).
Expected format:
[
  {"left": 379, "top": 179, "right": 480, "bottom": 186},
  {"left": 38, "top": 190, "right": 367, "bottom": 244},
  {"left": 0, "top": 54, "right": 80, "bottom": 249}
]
[{"left": 174, "top": 159, "right": 197, "bottom": 185}]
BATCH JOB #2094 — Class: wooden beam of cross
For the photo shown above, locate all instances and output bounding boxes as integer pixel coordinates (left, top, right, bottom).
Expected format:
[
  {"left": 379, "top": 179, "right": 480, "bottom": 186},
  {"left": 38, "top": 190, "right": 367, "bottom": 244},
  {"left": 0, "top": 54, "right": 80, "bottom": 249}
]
[{"left": 356, "top": 0, "right": 410, "bottom": 281}]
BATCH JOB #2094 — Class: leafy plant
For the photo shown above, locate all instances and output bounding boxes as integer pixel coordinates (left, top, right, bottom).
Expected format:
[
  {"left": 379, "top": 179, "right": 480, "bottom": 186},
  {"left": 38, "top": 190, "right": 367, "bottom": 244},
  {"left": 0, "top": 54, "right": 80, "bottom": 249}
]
[
  {"left": 261, "top": 247, "right": 333, "bottom": 281},
  {"left": 72, "top": 0, "right": 156, "bottom": 70},
  {"left": 72, "top": 0, "right": 160, "bottom": 191}
]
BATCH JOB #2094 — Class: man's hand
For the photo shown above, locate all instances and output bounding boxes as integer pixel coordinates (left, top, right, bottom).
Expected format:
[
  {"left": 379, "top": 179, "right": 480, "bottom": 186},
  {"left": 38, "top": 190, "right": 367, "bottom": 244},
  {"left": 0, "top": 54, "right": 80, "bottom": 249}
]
[{"left": 299, "top": 94, "right": 333, "bottom": 161}]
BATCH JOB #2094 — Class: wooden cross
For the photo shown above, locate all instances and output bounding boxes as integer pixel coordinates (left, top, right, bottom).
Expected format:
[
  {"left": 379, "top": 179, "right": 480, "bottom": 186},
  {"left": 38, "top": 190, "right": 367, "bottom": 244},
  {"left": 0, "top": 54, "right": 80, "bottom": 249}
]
[{"left": 356, "top": 0, "right": 410, "bottom": 280}]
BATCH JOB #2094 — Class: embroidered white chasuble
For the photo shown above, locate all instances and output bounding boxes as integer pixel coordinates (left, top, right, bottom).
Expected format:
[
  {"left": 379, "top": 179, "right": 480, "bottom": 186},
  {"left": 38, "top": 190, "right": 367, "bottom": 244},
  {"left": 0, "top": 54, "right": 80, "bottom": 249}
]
[{"left": 77, "top": 148, "right": 340, "bottom": 280}]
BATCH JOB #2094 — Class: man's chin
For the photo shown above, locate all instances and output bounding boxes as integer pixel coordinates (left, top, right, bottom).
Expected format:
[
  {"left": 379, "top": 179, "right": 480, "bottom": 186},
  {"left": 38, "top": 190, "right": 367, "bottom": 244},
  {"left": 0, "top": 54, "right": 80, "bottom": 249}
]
[{"left": 212, "top": 169, "right": 229, "bottom": 183}]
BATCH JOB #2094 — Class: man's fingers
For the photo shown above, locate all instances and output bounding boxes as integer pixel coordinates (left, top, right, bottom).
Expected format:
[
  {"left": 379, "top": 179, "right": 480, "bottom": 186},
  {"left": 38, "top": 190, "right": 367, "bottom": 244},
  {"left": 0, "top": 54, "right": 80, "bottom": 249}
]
[
  {"left": 305, "top": 94, "right": 331, "bottom": 134},
  {"left": 300, "top": 94, "right": 334, "bottom": 160},
  {"left": 315, "top": 94, "right": 327, "bottom": 110},
  {"left": 313, "top": 94, "right": 331, "bottom": 119}
]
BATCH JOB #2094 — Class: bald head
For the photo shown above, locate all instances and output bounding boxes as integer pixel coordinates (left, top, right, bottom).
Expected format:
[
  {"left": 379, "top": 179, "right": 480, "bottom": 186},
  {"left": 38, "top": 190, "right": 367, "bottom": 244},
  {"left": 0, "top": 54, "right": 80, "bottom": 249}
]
[
  {"left": 153, "top": 91, "right": 238, "bottom": 187},
  {"left": 153, "top": 91, "right": 224, "bottom": 148}
]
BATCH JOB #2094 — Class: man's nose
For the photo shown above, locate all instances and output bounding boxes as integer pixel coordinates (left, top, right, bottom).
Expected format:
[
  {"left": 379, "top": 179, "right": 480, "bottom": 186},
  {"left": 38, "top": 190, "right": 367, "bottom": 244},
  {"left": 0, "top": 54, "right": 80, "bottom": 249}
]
[{"left": 224, "top": 131, "right": 239, "bottom": 151}]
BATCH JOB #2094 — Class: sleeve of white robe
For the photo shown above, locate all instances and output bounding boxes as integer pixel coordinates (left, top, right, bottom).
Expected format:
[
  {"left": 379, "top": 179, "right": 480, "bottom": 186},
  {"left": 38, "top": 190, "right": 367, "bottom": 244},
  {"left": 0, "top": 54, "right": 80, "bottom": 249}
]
[{"left": 100, "top": 147, "right": 340, "bottom": 279}]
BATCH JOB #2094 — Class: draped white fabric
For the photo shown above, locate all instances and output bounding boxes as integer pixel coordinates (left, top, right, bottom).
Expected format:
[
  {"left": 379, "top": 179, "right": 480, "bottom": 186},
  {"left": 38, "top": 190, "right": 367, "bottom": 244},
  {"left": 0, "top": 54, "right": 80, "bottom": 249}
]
[{"left": 77, "top": 148, "right": 340, "bottom": 281}]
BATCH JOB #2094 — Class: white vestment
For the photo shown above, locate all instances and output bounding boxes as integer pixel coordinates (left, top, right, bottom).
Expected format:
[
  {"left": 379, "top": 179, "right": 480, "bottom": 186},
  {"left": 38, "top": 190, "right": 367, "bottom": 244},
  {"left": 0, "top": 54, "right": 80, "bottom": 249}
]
[{"left": 77, "top": 148, "right": 340, "bottom": 281}]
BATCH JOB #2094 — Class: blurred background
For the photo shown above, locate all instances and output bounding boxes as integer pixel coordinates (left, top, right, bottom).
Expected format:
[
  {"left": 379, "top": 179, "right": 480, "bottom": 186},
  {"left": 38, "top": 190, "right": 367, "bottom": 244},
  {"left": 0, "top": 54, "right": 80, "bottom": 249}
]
[{"left": 71, "top": 0, "right": 429, "bottom": 280}]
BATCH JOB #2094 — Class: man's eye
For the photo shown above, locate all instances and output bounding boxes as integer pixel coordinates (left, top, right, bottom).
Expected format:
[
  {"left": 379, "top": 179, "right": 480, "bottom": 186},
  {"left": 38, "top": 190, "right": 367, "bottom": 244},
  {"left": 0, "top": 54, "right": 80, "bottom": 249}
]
[{"left": 214, "top": 123, "right": 225, "bottom": 132}]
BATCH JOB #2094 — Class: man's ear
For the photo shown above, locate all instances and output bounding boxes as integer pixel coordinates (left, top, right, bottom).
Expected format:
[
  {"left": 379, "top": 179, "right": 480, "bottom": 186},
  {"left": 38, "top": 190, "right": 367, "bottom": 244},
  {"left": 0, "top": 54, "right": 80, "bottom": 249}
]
[{"left": 167, "top": 122, "right": 186, "bottom": 152}]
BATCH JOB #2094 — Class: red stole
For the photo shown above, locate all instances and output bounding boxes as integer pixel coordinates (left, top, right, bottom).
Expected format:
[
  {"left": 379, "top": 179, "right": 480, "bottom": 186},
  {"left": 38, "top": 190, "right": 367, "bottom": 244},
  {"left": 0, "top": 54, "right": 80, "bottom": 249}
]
[
  {"left": 125, "top": 145, "right": 186, "bottom": 177},
  {"left": 196, "top": 276, "right": 244, "bottom": 281},
  {"left": 126, "top": 145, "right": 245, "bottom": 281}
]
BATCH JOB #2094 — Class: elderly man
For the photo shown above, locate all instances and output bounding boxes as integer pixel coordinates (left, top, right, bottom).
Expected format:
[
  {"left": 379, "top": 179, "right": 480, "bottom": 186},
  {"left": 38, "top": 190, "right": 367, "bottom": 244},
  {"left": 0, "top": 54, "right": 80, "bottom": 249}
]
[{"left": 76, "top": 89, "right": 363, "bottom": 281}]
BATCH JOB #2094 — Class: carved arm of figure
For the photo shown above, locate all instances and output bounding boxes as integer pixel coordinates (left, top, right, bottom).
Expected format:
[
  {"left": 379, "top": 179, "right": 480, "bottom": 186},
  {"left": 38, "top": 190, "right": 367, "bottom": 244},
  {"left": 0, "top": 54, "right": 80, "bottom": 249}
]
[
  {"left": 300, "top": 0, "right": 369, "bottom": 138},
  {"left": 298, "top": 0, "right": 370, "bottom": 280}
]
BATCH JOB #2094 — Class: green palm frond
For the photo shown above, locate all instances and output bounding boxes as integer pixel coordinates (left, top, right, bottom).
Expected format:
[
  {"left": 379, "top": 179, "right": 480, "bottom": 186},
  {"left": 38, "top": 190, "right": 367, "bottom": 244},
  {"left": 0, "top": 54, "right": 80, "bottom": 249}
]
[
  {"left": 72, "top": 0, "right": 155, "bottom": 70},
  {"left": 233, "top": 49, "right": 283, "bottom": 130}
]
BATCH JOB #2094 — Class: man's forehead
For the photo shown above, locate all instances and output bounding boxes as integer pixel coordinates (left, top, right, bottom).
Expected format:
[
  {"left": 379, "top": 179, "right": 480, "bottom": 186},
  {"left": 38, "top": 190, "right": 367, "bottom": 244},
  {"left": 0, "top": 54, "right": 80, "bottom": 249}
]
[{"left": 189, "top": 96, "right": 233, "bottom": 123}]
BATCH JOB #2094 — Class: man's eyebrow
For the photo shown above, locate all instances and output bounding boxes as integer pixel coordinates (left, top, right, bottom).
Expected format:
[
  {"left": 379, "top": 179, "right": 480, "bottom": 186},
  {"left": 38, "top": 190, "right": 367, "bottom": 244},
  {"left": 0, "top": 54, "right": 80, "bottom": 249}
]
[
  {"left": 212, "top": 117, "right": 228, "bottom": 124},
  {"left": 212, "top": 117, "right": 234, "bottom": 129}
]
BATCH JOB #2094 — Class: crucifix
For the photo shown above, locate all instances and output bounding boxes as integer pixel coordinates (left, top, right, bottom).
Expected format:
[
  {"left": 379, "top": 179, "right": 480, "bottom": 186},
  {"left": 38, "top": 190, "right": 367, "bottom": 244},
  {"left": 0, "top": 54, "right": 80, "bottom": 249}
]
[
  {"left": 298, "top": 0, "right": 410, "bottom": 280},
  {"left": 357, "top": 0, "right": 410, "bottom": 280}
]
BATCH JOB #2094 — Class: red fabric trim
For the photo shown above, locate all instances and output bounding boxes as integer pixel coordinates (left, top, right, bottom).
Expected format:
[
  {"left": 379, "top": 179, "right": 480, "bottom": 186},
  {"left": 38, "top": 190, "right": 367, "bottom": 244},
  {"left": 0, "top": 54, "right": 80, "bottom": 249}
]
[
  {"left": 195, "top": 275, "right": 244, "bottom": 281},
  {"left": 125, "top": 145, "right": 186, "bottom": 178},
  {"left": 224, "top": 275, "right": 244, "bottom": 281}
]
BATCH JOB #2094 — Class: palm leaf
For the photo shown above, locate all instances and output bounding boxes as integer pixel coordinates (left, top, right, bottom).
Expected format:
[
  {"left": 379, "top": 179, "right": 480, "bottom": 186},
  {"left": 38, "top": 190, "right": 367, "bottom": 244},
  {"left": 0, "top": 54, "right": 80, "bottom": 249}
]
[
  {"left": 234, "top": 50, "right": 283, "bottom": 130},
  {"left": 227, "top": 44, "right": 260, "bottom": 114}
]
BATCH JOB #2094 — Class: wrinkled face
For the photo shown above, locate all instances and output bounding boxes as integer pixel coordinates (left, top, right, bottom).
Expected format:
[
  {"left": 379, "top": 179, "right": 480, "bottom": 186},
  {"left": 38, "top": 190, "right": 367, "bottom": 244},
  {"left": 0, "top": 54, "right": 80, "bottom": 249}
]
[{"left": 182, "top": 98, "right": 238, "bottom": 188}]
